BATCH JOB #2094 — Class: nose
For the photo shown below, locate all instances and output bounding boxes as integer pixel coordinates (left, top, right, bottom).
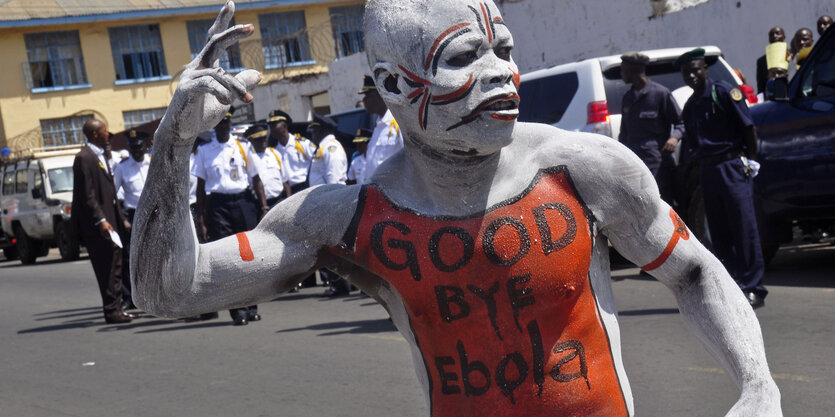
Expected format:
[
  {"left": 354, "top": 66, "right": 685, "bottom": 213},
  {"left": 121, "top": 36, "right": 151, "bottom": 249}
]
[{"left": 481, "top": 57, "right": 515, "bottom": 86}]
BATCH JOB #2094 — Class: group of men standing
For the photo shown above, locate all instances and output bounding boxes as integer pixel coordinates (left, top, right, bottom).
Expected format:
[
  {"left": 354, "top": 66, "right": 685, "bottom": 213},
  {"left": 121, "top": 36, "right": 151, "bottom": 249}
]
[
  {"left": 618, "top": 48, "right": 767, "bottom": 308},
  {"left": 71, "top": 74, "right": 405, "bottom": 325}
]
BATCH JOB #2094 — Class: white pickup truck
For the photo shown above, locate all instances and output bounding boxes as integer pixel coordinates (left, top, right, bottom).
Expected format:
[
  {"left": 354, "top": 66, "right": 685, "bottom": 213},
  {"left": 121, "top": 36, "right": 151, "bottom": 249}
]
[{"left": 1, "top": 145, "right": 81, "bottom": 264}]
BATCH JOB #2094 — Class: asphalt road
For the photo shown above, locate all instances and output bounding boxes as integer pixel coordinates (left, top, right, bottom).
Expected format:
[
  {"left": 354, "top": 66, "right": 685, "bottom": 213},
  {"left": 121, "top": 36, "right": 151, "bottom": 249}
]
[{"left": 0, "top": 241, "right": 832, "bottom": 417}]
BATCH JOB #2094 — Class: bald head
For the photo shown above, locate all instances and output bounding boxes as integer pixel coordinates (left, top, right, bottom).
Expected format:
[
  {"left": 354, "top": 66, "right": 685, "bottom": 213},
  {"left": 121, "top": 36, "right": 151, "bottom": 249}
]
[
  {"left": 768, "top": 26, "right": 785, "bottom": 43},
  {"left": 82, "top": 119, "right": 109, "bottom": 147},
  {"left": 819, "top": 16, "right": 832, "bottom": 36}
]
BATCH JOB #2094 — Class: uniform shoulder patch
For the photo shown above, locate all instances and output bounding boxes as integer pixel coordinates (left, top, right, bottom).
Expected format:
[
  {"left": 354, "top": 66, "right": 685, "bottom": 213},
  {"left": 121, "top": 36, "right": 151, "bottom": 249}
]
[
  {"left": 327, "top": 145, "right": 338, "bottom": 153},
  {"left": 730, "top": 88, "right": 743, "bottom": 102}
]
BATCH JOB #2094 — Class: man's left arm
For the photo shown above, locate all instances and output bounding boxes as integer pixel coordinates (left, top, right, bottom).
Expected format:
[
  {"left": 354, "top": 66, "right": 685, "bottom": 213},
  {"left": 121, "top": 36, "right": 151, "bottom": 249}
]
[
  {"left": 585, "top": 145, "right": 781, "bottom": 416},
  {"left": 245, "top": 145, "right": 268, "bottom": 215}
]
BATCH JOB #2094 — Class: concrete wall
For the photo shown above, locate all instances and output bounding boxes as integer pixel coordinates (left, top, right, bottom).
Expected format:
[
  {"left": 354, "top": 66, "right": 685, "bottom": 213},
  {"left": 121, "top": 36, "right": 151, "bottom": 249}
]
[
  {"left": 498, "top": 0, "right": 834, "bottom": 85},
  {"left": 327, "top": 51, "right": 369, "bottom": 113}
]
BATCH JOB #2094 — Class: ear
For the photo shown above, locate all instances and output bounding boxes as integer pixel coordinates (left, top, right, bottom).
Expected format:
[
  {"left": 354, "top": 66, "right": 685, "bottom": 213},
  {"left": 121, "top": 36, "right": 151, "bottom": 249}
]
[{"left": 372, "top": 62, "right": 409, "bottom": 107}]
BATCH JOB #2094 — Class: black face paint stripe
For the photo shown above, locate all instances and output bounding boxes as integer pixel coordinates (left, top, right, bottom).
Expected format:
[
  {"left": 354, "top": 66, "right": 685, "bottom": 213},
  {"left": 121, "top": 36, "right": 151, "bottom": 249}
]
[
  {"left": 431, "top": 28, "right": 472, "bottom": 76},
  {"left": 486, "top": 5, "right": 496, "bottom": 40},
  {"left": 468, "top": 5, "right": 486, "bottom": 35}
]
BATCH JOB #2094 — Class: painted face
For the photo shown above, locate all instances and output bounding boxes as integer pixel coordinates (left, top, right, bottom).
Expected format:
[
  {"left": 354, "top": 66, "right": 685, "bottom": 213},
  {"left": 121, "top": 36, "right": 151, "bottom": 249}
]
[{"left": 396, "top": 0, "right": 519, "bottom": 155}]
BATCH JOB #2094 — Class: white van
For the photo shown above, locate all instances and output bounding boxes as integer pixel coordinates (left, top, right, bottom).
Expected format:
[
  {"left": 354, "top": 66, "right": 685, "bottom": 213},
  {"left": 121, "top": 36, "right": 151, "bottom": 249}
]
[
  {"left": 1, "top": 145, "right": 81, "bottom": 264},
  {"left": 517, "top": 46, "right": 754, "bottom": 139}
]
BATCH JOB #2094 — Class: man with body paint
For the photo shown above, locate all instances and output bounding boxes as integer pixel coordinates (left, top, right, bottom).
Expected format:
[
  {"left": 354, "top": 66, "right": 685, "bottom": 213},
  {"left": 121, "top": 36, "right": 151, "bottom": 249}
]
[{"left": 131, "top": 2, "right": 782, "bottom": 416}]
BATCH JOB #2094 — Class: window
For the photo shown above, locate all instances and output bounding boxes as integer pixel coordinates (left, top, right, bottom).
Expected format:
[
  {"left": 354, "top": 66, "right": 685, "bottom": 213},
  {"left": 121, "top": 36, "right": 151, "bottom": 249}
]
[
  {"left": 518, "top": 72, "right": 580, "bottom": 124},
  {"left": 186, "top": 19, "right": 243, "bottom": 71},
  {"left": 259, "top": 11, "right": 313, "bottom": 68},
  {"left": 329, "top": 5, "right": 364, "bottom": 58},
  {"left": 109, "top": 24, "right": 167, "bottom": 81},
  {"left": 799, "top": 32, "right": 835, "bottom": 98},
  {"left": 24, "top": 30, "right": 88, "bottom": 90},
  {"left": 15, "top": 169, "right": 28, "bottom": 194},
  {"left": 2, "top": 171, "right": 15, "bottom": 195},
  {"left": 123, "top": 107, "right": 167, "bottom": 129},
  {"left": 40, "top": 114, "right": 92, "bottom": 147},
  {"left": 48, "top": 168, "right": 74, "bottom": 194}
]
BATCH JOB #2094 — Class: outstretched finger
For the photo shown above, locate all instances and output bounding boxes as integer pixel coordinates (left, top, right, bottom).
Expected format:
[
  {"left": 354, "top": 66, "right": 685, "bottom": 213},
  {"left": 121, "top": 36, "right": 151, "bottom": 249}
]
[
  {"left": 207, "top": 1, "right": 235, "bottom": 39},
  {"left": 195, "top": 24, "right": 254, "bottom": 69},
  {"left": 191, "top": 68, "right": 250, "bottom": 102}
]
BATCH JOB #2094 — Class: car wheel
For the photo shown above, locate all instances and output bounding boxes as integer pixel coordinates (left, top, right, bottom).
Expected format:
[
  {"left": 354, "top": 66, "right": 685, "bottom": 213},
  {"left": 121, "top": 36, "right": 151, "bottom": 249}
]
[
  {"left": 55, "top": 221, "right": 80, "bottom": 261},
  {"left": 3, "top": 246, "right": 18, "bottom": 260},
  {"left": 13, "top": 224, "right": 39, "bottom": 265}
]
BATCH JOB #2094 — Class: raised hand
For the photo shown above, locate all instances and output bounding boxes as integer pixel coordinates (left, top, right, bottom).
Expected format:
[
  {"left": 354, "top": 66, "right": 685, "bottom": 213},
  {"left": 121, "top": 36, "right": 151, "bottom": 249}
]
[{"left": 157, "top": 1, "right": 261, "bottom": 141}]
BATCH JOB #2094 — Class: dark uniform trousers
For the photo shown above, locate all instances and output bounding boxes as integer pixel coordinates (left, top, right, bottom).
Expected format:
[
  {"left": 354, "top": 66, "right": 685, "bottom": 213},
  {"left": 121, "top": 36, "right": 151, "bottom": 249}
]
[
  {"left": 207, "top": 190, "right": 259, "bottom": 319},
  {"left": 700, "top": 158, "right": 766, "bottom": 297},
  {"left": 85, "top": 233, "right": 124, "bottom": 315}
]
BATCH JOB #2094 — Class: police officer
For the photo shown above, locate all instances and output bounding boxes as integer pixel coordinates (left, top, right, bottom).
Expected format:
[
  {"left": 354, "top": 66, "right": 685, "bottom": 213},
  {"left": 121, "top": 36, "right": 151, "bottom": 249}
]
[
  {"left": 113, "top": 129, "right": 151, "bottom": 309},
  {"left": 192, "top": 111, "right": 269, "bottom": 324},
  {"left": 308, "top": 115, "right": 352, "bottom": 296},
  {"left": 247, "top": 123, "right": 292, "bottom": 208},
  {"left": 347, "top": 128, "right": 371, "bottom": 185},
  {"left": 619, "top": 51, "right": 684, "bottom": 205},
  {"left": 358, "top": 75, "right": 403, "bottom": 184},
  {"left": 266, "top": 110, "right": 315, "bottom": 193},
  {"left": 676, "top": 48, "right": 767, "bottom": 308}
]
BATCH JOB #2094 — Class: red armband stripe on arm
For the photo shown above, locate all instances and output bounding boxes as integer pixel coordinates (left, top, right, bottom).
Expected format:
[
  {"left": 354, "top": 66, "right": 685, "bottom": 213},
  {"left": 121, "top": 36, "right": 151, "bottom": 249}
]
[
  {"left": 236, "top": 232, "right": 254, "bottom": 262},
  {"left": 642, "top": 208, "right": 690, "bottom": 271}
]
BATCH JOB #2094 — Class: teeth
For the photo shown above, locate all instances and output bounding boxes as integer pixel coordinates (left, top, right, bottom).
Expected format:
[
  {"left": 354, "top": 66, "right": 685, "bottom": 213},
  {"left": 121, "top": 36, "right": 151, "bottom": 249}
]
[{"left": 486, "top": 100, "right": 517, "bottom": 111}]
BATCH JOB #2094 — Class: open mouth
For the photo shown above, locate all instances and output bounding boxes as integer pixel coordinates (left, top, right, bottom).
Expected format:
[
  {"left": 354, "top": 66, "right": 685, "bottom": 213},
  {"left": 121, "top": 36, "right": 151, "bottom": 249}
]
[{"left": 447, "top": 93, "right": 520, "bottom": 131}]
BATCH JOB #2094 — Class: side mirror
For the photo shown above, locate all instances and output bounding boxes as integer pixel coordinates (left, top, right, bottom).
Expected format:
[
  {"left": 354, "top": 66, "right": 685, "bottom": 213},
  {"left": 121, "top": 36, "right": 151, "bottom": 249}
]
[
  {"left": 765, "top": 77, "right": 789, "bottom": 102},
  {"left": 31, "top": 187, "right": 42, "bottom": 200}
]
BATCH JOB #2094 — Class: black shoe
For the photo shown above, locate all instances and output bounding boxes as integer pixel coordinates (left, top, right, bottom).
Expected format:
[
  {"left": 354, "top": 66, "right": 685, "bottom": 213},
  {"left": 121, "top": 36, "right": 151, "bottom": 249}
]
[
  {"left": 746, "top": 292, "right": 765, "bottom": 309},
  {"left": 232, "top": 315, "right": 248, "bottom": 326},
  {"left": 104, "top": 312, "right": 133, "bottom": 324},
  {"left": 247, "top": 313, "right": 261, "bottom": 322},
  {"left": 320, "top": 287, "right": 350, "bottom": 298}
]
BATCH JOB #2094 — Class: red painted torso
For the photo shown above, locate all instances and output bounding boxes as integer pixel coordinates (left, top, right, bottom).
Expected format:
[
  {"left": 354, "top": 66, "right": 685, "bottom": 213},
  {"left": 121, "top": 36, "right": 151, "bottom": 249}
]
[{"left": 335, "top": 167, "right": 628, "bottom": 417}]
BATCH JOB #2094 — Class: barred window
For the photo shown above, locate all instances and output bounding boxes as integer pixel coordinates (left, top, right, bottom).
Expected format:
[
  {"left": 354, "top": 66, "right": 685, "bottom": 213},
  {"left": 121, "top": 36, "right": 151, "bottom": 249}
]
[
  {"left": 258, "top": 11, "right": 313, "bottom": 68},
  {"left": 329, "top": 5, "right": 365, "bottom": 58},
  {"left": 40, "top": 114, "right": 92, "bottom": 147},
  {"left": 123, "top": 107, "right": 167, "bottom": 129},
  {"left": 109, "top": 24, "right": 167, "bottom": 81},
  {"left": 24, "top": 30, "right": 88, "bottom": 89},
  {"left": 186, "top": 19, "right": 243, "bottom": 71}
]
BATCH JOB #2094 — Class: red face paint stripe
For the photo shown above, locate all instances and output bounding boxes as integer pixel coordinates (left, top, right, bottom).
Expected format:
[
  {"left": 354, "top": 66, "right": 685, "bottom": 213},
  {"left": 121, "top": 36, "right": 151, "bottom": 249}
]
[
  {"left": 407, "top": 89, "right": 424, "bottom": 99},
  {"left": 431, "top": 74, "right": 474, "bottom": 101},
  {"left": 398, "top": 65, "right": 431, "bottom": 86},
  {"left": 236, "top": 232, "right": 255, "bottom": 262},
  {"left": 642, "top": 209, "right": 690, "bottom": 271},
  {"left": 480, "top": 3, "right": 492, "bottom": 43},
  {"left": 424, "top": 22, "right": 472, "bottom": 72},
  {"left": 491, "top": 114, "right": 517, "bottom": 121},
  {"left": 510, "top": 67, "right": 521, "bottom": 88}
]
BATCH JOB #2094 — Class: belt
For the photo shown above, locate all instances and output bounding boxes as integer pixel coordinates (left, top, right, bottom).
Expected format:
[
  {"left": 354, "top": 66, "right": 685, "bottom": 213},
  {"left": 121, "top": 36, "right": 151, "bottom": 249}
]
[
  {"left": 290, "top": 183, "right": 307, "bottom": 194},
  {"left": 266, "top": 196, "right": 283, "bottom": 207},
  {"left": 210, "top": 189, "right": 251, "bottom": 201},
  {"left": 698, "top": 151, "right": 742, "bottom": 165}
]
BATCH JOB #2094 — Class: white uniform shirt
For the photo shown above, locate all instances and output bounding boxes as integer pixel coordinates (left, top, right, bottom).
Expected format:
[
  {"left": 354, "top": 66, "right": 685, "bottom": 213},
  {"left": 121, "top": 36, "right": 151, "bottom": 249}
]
[
  {"left": 188, "top": 153, "right": 198, "bottom": 205},
  {"left": 347, "top": 154, "right": 367, "bottom": 182},
  {"left": 275, "top": 134, "right": 316, "bottom": 186},
  {"left": 360, "top": 110, "right": 403, "bottom": 184},
  {"left": 251, "top": 147, "right": 289, "bottom": 199},
  {"left": 191, "top": 138, "right": 262, "bottom": 194},
  {"left": 308, "top": 135, "right": 347, "bottom": 186},
  {"left": 113, "top": 154, "right": 150, "bottom": 210}
]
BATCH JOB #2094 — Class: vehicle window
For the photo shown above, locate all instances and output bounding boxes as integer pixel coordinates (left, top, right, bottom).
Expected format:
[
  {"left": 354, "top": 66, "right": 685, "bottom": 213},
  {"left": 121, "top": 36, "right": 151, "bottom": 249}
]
[
  {"left": 518, "top": 72, "right": 580, "bottom": 124},
  {"left": 48, "top": 168, "right": 74, "bottom": 194},
  {"left": 15, "top": 169, "right": 28, "bottom": 194},
  {"left": 33, "top": 169, "right": 43, "bottom": 192},
  {"left": 799, "top": 33, "right": 835, "bottom": 98},
  {"left": 603, "top": 56, "right": 737, "bottom": 114},
  {"left": 2, "top": 172, "right": 14, "bottom": 195}
]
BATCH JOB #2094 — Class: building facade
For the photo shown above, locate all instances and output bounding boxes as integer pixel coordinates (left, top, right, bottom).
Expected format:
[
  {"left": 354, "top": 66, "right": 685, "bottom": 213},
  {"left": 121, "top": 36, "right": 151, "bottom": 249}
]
[{"left": 0, "top": 0, "right": 365, "bottom": 151}]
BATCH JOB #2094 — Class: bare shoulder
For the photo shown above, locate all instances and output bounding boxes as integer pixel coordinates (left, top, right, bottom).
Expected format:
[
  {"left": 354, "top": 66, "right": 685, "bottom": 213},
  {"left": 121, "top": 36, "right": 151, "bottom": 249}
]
[
  {"left": 510, "top": 122, "right": 659, "bottom": 227},
  {"left": 257, "top": 184, "right": 363, "bottom": 247}
]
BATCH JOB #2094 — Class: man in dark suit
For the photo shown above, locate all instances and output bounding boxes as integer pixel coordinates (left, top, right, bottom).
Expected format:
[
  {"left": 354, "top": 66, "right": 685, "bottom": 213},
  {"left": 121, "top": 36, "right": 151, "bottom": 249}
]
[{"left": 71, "top": 119, "right": 136, "bottom": 324}]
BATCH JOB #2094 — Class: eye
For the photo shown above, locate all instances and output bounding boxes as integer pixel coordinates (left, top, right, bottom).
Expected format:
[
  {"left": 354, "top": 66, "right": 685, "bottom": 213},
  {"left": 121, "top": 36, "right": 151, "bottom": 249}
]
[
  {"left": 447, "top": 50, "right": 478, "bottom": 67},
  {"left": 495, "top": 46, "right": 512, "bottom": 61}
]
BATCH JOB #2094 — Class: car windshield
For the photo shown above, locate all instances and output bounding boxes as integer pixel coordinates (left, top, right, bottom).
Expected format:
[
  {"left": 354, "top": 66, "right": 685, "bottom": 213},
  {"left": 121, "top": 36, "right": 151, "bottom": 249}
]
[
  {"left": 48, "top": 167, "right": 73, "bottom": 194},
  {"left": 602, "top": 56, "right": 738, "bottom": 114}
]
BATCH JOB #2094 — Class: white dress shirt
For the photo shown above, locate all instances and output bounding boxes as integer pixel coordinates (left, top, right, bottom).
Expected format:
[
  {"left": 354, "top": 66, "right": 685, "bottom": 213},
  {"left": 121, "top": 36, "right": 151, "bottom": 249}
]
[
  {"left": 188, "top": 153, "right": 198, "bottom": 205},
  {"left": 360, "top": 110, "right": 403, "bottom": 184},
  {"left": 275, "top": 133, "right": 316, "bottom": 186},
  {"left": 251, "top": 147, "right": 289, "bottom": 199},
  {"left": 113, "top": 154, "right": 150, "bottom": 210},
  {"left": 347, "top": 154, "right": 367, "bottom": 182},
  {"left": 308, "top": 135, "right": 347, "bottom": 186},
  {"left": 191, "top": 138, "right": 262, "bottom": 194}
]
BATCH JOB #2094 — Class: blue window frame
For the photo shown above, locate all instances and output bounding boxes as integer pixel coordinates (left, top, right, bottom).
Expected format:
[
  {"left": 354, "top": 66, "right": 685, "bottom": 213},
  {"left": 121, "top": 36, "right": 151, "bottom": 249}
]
[
  {"left": 24, "top": 30, "right": 89, "bottom": 90},
  {"left": 123, "top": 107, "right": 167, "bottom": 130},
  {"left": 109, "top": 24, "right": 167, "bottom": 82},
  {"left": 40, "top": 114, "right": 92, "bottom": 147},
  {"left": 186, "top": 19, "right": 243, "bottom": 71},
  {"left": 258, "top": 11, "right": 313, "bottom": 68},
  {"left": 329, "top": 5, "right": 365, "bottom": 58}
]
